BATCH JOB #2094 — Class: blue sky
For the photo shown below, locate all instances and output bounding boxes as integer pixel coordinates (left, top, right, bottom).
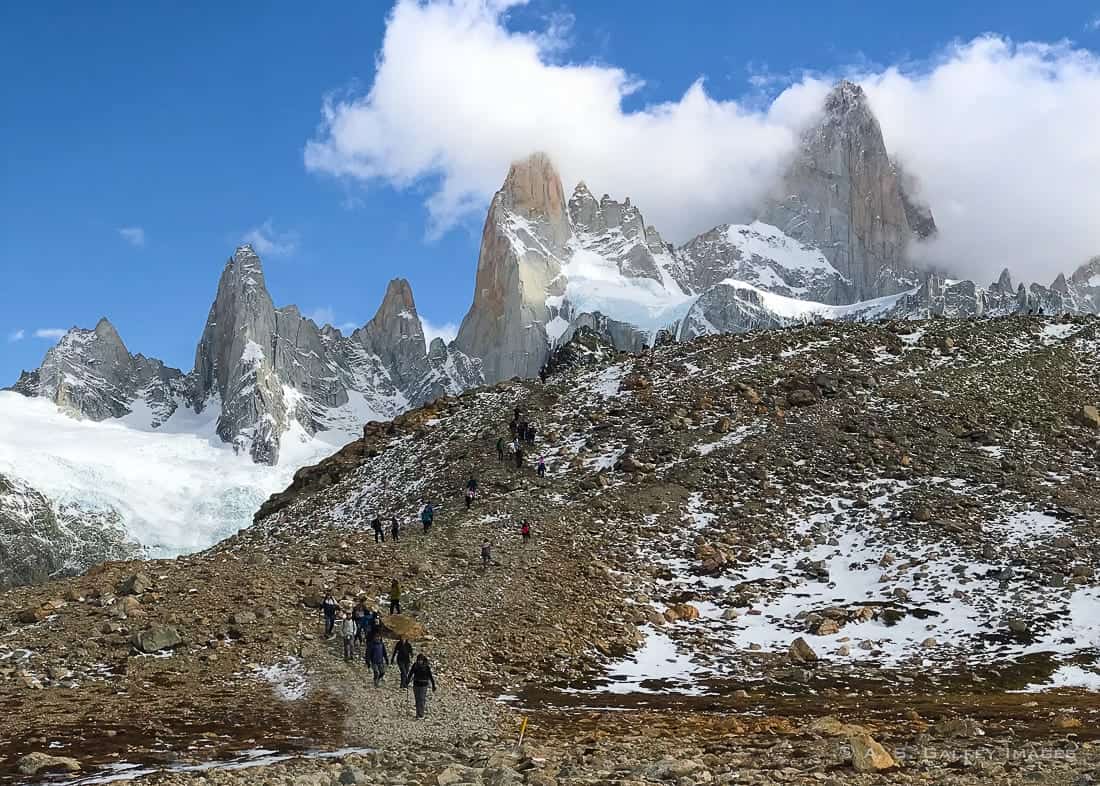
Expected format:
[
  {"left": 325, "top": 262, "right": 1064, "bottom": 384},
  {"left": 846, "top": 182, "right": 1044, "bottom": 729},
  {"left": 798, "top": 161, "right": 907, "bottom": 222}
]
[{"left": 2, "top": 1, "right": 1099, "bottom": 383}]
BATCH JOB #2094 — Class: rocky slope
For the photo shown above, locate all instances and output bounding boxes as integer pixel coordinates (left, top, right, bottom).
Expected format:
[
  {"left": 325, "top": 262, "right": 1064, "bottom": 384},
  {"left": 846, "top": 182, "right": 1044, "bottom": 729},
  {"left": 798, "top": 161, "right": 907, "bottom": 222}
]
[{"left": 2, "top": 316, "right": 1099, "bottom": 784}]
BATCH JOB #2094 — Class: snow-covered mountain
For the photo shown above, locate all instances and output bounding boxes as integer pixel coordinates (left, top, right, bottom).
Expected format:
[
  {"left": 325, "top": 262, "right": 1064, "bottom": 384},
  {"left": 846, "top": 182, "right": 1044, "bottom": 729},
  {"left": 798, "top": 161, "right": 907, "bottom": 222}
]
[{"left": 5, "top": 79, "right": 1100, "bottom": 586}]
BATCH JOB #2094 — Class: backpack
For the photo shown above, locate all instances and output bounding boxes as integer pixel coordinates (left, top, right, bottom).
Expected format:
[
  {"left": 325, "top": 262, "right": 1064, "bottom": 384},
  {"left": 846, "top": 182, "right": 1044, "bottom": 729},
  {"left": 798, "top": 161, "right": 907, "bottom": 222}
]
[{"left": 421, "top": 505, "right": 433, "bottom": 523}]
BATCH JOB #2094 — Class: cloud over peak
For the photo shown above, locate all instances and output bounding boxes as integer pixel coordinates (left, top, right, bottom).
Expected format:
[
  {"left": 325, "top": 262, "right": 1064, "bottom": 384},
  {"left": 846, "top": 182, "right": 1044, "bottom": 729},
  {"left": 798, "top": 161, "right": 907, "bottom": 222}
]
[
  {"left": 243, "top": 220, "right": 299, "bottom": 258},
  {"left": 306, "top": 0, "right": 1100, "bottom": 284}
]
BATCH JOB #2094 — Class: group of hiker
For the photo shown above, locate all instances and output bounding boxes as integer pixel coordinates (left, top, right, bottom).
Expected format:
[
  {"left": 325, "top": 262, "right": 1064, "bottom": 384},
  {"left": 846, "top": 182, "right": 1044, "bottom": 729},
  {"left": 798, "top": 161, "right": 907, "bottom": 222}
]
[
  {"left": 365, "top": 503, "right": 436, "bottom": 543},
  {"left": 320, "top": 587, "right": 438, "bottom": 718},
  {"left": 496, "top": 408, "right": 547, "bottom": 476},
  {"left": 314, "top": 402, "right": 554, "bottom": 718}
]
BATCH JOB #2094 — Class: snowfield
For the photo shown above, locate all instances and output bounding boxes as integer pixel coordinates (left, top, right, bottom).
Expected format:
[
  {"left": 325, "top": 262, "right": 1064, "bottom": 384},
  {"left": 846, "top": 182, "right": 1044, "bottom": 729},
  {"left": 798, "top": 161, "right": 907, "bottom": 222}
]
[{"left": 0, "top": 392, "right": 346, "bottom": 557}]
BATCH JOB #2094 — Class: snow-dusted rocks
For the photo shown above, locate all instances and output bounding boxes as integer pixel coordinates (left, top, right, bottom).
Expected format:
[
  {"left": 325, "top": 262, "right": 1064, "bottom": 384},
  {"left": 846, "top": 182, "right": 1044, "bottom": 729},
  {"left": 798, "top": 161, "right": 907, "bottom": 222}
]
[
  {"left": 677, "top": 221, "right": 849, "bottom": 303},
  {"left": 760, "top": 81, "right": 920, "bottom": 302},
  {"left": 0, "top": 472, "right": 138, "bottom": 589},
  {"left": 9, "top": 318, "right": 188, "bottom": 426},
  {"left": 190, "top": 245, "right": 483, "bottom": 464}
]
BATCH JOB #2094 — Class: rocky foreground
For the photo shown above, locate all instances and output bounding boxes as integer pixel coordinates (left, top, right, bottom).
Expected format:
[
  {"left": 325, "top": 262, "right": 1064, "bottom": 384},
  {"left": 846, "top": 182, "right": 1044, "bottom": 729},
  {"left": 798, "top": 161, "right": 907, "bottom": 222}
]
[{"left": 2, "top": 316, "right": 1100, "bottom": 785}]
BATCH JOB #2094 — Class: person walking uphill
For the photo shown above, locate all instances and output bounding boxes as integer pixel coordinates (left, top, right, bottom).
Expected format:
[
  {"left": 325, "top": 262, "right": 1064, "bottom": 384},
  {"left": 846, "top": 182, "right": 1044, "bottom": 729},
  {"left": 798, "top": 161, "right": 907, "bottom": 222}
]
[
  {"left": 394, "top": 637, "right": 414, "bottom": 688},
  {"left": 409, "top": 653, "right": 437, "bottom": 718},
  {"left": 421, "top": 502, "right": 434, "bottom": 534},
  {"left": 367, "top": 634, "right": 389, "bottom": 687},
  {"left": 496, "top": 436, "right": 505, "bottom": 462},
  {"left": 390, "top": 515, "right": 400, "bottom": 543},
  {"left": 321, "top": 592, "right": 339, "bottom": 638},
  {"left": 465, "top": 477, "right": 477, "bottom": 510},
  {"left": 389, "top": 578, "right": 402, "bottom": 615},
  {"left": 371, "top": 514, "right": 385, "bottom": 543}
]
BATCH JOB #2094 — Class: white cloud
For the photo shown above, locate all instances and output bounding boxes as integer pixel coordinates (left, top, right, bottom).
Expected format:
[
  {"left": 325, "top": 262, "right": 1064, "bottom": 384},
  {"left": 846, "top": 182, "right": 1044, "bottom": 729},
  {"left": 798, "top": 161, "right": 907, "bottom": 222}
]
[
  {"left": 243, "top": 220, "right": 299, "bottom": 258},
  {"left": 6, "top": 329, "right": 24, "bottom": 343},
  {"left": 304, "top": 0, "right": 804, "bottom": 242},
  {"left": 421, "top": 317, "right": 458, "bottom": 345},
  {"left": 1088, "top": 16, "right": 1100, "bottom": 31},
  {"left": 118, "top": 226, "right": 145, "bottom": 247},
  {"left": 306, "top": 1, "right": 1100, "bottom": 284},
  {"left": 304, "top": 306, "right": 361, "bottom": 334},
  {"left": 34, "top": 328, "right": 66, "bottom": 340}
]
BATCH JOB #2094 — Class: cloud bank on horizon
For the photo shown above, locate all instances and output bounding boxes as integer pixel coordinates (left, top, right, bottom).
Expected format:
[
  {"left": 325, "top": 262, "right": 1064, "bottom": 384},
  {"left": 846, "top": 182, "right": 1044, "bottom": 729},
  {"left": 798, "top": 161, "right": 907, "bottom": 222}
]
[{"left": 305, "top": 0, "right": 1100, "bottom": 285}]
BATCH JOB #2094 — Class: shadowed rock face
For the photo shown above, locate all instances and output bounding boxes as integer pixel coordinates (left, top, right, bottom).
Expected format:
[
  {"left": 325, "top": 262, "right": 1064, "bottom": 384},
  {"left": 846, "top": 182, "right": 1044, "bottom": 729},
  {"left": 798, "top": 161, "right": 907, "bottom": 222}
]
[
  {"left": 192, "top": 247, "right": 482, "bottom": 464},
  {"left": 761, "top": 81, "right": 916, "bottom": 303},
  {"left": 454, "top": 152, "right": 569, "bottom": 383}
]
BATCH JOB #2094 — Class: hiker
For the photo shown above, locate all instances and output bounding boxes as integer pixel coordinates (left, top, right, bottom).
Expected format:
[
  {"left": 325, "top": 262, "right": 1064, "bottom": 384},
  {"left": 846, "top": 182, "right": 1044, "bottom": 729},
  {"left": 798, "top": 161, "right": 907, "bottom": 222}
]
[
  {"left": 496, "top": 436, "right": 505, "bottom": 461},
  {"left": 521, "top": 520, "right": 531, "bottom": 545},
  {"left": 526, "top": 423, "right": 537, "bottom": 444},
  {"left": 352, "top": 599, "right": 369, "bottom": 643},
  {"left": 367, "top": 634, "right": 389, "bottom": 686},
  {"left": 409, "top": 653, "right": 437, "bottom": 718},
  {"left": 421, "top": 502, "right": 434, "bottom": 533},
  {"left": 321, "top": 591, "right": 339, "bottom": 638},
  {"left": 481, "top": 539, "right": 492, "bottom": 566},
  {"left": 514, "top": 443, "right": 525, "bottom": 469},
  {"left": 465, "top": 477, "right": 477, "bottom": 510},
  {"left": 518, "top": 421, "right": 528, "bottom": 444},
  {"left": 368, "top": 608, "right": 383, "bottom": 638},
  {"left": 341, "top": 612, "right": 356, "bottom": 660},
  {"left": 508, "top": 419, "right": 518, "bottom": 439},
  {"left": 536, "top": 455, "right": 546, "bottom": 478},
  {"left": 538, "top": 366, "right": 547, "bottom": 384},
  {"left": 391, "top": 516, "right": 400, "bottom": 542},
  {"left": 394, "top": 637, "right": 414, "bottom": 688},
  {"left": 389, "top": 578, "right": 402, "bottom": 615},
  {"left": 371, "top": 515, "right": 385, "bottom": 543}
]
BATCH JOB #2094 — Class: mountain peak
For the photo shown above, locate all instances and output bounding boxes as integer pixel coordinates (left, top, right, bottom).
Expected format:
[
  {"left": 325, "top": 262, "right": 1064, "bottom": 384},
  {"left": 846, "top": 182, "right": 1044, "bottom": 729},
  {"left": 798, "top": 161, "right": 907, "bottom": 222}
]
[
  {"left": 500, "top": 152, "right": 567, "bottom": 228},
  {"left": 825, "top": 80, "right": 870, "bottom": 114}
]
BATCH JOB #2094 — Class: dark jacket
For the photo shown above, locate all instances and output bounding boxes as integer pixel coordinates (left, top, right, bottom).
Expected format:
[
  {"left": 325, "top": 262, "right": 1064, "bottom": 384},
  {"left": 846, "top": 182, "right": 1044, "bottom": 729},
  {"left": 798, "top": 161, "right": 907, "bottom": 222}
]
[
  {"left": 368, "top": 638, "right": 389, "bottom": 665},
  {"left": 395, "top": 640, "right": 414, "bottom": 664},
  {"left": 410, "top": 660, "right": 436, "bottom": 689}
]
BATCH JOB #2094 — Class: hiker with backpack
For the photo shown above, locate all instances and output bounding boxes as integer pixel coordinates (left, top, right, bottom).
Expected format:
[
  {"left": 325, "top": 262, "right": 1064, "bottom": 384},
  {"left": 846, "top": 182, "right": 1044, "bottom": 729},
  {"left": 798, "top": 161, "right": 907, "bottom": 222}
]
[
  {"left": 536, "top": 455, "right": 546, "bottom": 478},
  {"left": 389, "top": 578, "right": 402, "bottom": 615},
  {"left": 367, "top": 633, "right": 389, "bottom": 686},
  {"left": 514, "top": 442, "right": 524, "bottom": 469},
  {"left": 340, "top": 612, "right": 356, "bottom": 660},
  {"left": 321, "top": 591, "right": 339, "bottom": 638},
  {"left": 421, "top": 502, "right": 434, "bottom": 533},
  {"left": 496, "top": 436, "right": 505, "bottom": 461},
  {"left": 481, "top": 539, "right": 492, "bottom": 566},
  {"left": 409, "top": 653, "right": 437, "bottom": 718},
  {"left": 394, "top": 638, "right": 415, "bottom": 688},
  {"left": 521, "top": 520, "right": 531, "bottom": 545},
  {"left": 391, "top": 516, "right": 401, "bottom": 542},
  {"left": 371, "top": 515, "right": 385, "bottom": 543}
]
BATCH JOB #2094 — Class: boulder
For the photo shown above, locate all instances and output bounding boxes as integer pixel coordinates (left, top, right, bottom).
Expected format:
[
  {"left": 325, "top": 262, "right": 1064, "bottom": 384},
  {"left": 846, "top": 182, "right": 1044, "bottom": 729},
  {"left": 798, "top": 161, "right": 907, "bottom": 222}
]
[
  {"left": 17, "top": 753, "right": 82, "bottom": 776},
  {"left": 16, "top": 606, "right": 49, "bottom": 624},
  {"left": 1077, "top": 405, "right": 1100, "bottom": 430},
  {"left": 789, "top": 636, "right": 818, "bottom": 663},
  {"left": 848, "top": 733, "right": 898, "bottom": 772},
  {"left": 131, "top": 626, "right": 183, "bottom": 654},
  {"left": 118, "top": 571, "right": 153, "bottom": 595},
  {"left": 383, "top": 614, "right": 426, "bottom": 641},
  {"left": 229, "top": 610, "right": 258, "bottom": 625},
  {"left": 437, "top": 764, "right": 483, "bottom": 786}
]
